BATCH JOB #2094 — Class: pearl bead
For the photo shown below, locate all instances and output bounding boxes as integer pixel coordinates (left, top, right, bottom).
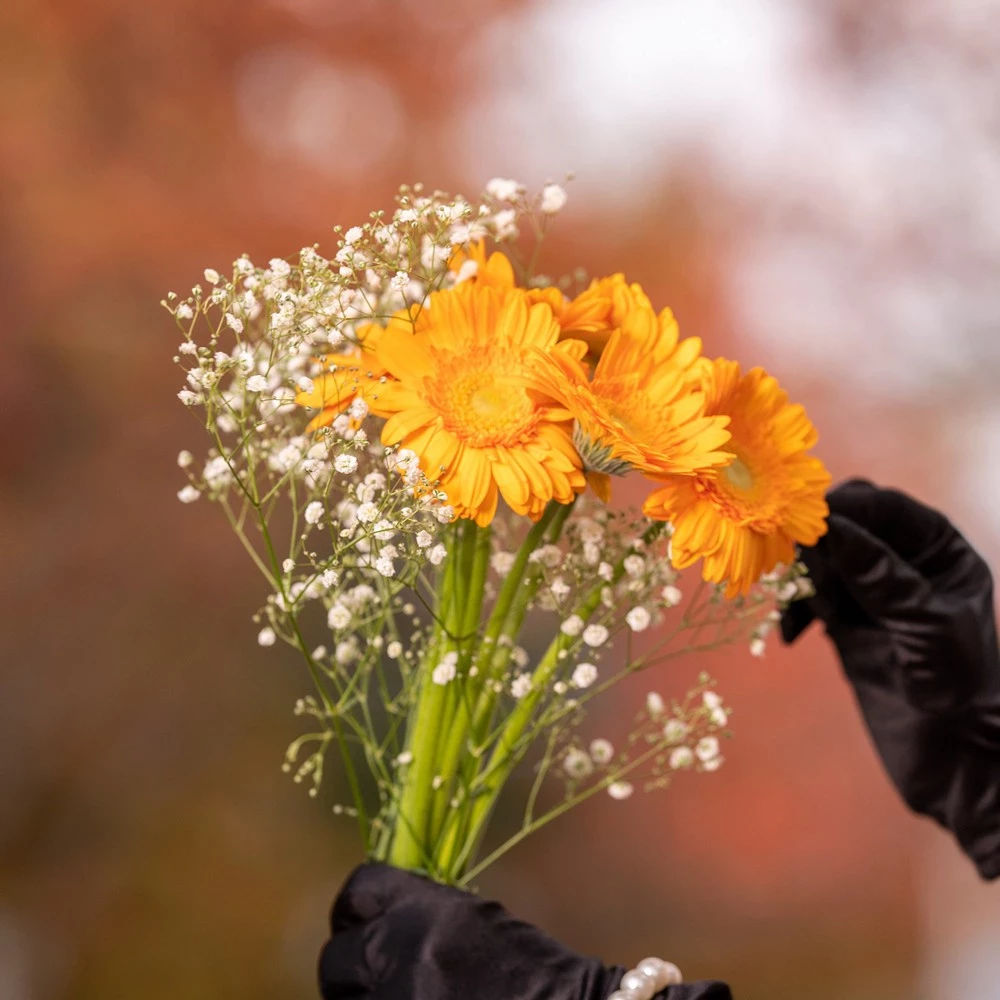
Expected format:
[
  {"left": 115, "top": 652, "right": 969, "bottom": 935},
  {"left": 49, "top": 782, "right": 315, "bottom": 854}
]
[
  {"left": 607, "top": 991, "right": 643, "bottom": 1000},
  {"left": 661, "top": 961, "right": 682, "bottom": 985},
  {"left": 637, "top": 956, "right": 683, "bottom": 989},
  {"left": 620, "top": 969, "right": 657, "bottom": 1000}
]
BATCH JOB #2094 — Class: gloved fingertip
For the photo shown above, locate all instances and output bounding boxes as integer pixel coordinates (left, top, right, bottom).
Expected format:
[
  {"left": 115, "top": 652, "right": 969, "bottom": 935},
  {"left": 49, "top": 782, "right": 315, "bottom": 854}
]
[
  {"left": 826, "top": 513, "right": 932, "bottom": 615},
  {"left": 829, "top": 481, "right": 956, "bottom": 566},
  {"left": 832, "top": 477, "right": 879, "bottom": 497},
  {"left": 824, "top": 513, "right": 885, "bottom": 575},
  {"left": 779, "top": 599, "right": 815, "bottom": 644},
  {"left": 318, "top": 925, "right": 374, "bottom": 999},
  {"left": 974, "top": 848, "right": 1000, "bottom": 882},
  {"left": 794, "top": 530, "right": 836, "bottom": 597},
  {"left": 796, "top": 526, "right": 831, "bottom": 565},
  {"left": 331, "top": 861, "right": 418, "bottom": 930},
  {"left": 825, "top": 479, "right": 880, "bottom": 521}
]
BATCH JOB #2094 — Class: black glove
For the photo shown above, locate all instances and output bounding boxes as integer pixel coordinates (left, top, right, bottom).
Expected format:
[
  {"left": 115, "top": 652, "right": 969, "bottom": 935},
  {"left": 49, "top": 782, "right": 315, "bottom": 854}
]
[
  {"left": 782, "top": 479, "right": 1000, "bottom": 878},
  {"left": 319, "top": 862, "right": 732, "bottom": 999}
]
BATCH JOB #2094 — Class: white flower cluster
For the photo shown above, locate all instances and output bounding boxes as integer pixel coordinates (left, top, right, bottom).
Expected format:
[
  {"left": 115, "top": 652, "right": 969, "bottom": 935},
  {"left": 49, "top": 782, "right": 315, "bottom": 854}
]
[
  {"left": 168, "top": 181, "right": 566, "bottom": 434},
  {"left": 485, "top": 502, "right": 683, "bottom": 706},
  {"left": 482, "top": 177, "right": 570, "bottom": 238},
  {"left": 749, "top": 562, "right": 814, "bottom": 657},
  {"left": 169, "top": 181, "right": 581, "bottom": 817},
  {"left": 559, "top": 675, "right": 731, "bottom": 799},
  {"left": 167, "top": 179, "right": 789, "bottom": 872},
  {"left": 475, "top": 495, "right": 784, "bottom": 805},
  {"left": 170, "top": 191, "right": 512, "bottom": 703}
]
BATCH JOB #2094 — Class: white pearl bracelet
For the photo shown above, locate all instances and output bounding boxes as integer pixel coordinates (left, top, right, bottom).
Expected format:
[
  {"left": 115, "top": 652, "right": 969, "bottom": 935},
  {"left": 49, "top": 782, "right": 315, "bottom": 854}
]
[{"left": 607, "top": 956, "right": 683, "bottom": 1000}]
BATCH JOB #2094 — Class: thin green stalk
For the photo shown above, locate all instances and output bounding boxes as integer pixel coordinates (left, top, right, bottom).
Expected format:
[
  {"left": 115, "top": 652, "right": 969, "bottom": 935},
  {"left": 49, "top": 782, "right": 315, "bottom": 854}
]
[
  {"left": 433, "top": 501, "right": 573, "bottom": 866},
  {"left": 387, "top": 524, "right": 460, "bottom": 872},
  {"left": 458, "top": 737, "right": 670, "bottom": 887},
  {"left": 425, "top": 523, "right": 475, "bottom": 818},
  {"left": 240, "top": 464, "right": 374, "bottom": 849},
  {"left": 444, "top": 552, "right": 618, "bottom": 878},
  {"left": 466, "top": 500, "right": 574, "bottom": 755},
  {"left": 524, "top": 727, "right": 560, "bottom": 826},
  {"left": 442, "top": 631, "right": 569, "bottom": 877},
  {"left": 476, "top": 503, "right": 561, "bottom": 653},
  {"left": 427, "top": 522, "right": 492, "bottom": 840},
  {"left": 460, "top": 524, "right": 493, "bottom": 644}
]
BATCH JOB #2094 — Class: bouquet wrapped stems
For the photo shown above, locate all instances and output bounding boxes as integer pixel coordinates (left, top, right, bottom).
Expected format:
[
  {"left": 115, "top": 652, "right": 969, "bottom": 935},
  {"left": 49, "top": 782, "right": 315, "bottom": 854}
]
[{"left": 169, "top": 180, "right": 829, "bottom": 887}]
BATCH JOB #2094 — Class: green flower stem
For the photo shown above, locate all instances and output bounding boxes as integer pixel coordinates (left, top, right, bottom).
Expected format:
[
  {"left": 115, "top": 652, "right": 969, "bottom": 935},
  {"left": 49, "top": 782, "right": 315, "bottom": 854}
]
[
  {"left": 477, "top": 503, "right": 561, "bottom": 654},
  {"left": 443, "top": 566, "right": 614, "bottom": 879},
  {"left": 387, "top": 525, "right": 461, "bottom": 872},
  {"left": 425, "top": 523, "right": 476, "bottom": 807},
  {"left": 435, "top": 561, "right": 552, "bottom": 861},
  {"left": 232, "top": 455, "right": 379, "bottom": 854},
  {"left": 428, "top": 522, "right": 492, "bottom": 841},
  {"left": 432, "top": 502, "right": 572, "bottom": 866},
  {"left": 467, "top": 501, "right": 574, "bottom": 749},
  {"left": 222, "top": 440, "right": 378, "bottom": 853},
  {"left": 460, "top": 524, "right": 493, "bottom": 646},
  {"left": 439, "top": 629, "right": 570, "bottom": 878},
  {"left": 458, "top": 735, "right": 671, "bottom": 888}
]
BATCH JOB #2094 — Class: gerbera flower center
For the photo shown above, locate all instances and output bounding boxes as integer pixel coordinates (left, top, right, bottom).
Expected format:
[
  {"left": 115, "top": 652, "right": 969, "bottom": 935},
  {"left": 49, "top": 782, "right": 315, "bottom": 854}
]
[
  {"left": 722, "top": 456, "right": 754, "bottom": 493},
  {"left": 643, "top": 358, "right": 831, "bottom": 596},
  {"left": 429, "top": 359, "right": 538, "bottom": 448},
  {"left": 698, "top": 444, "right": 786, "bottom": 531},
  {"left": 600, "top": 390, "right": 654, "bottom": 443}
]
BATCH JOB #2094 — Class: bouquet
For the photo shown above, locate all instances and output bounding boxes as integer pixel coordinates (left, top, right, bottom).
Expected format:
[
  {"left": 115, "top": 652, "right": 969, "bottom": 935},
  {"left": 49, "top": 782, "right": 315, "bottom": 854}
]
[{"left": 168, "top": 179, "right": 829, "bottom": 886}]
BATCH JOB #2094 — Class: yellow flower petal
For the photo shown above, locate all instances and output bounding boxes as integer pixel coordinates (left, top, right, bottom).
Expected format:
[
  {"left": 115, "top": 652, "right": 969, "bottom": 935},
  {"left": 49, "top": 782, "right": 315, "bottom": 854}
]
[
  {"left": 644, "top": 358, "right": 831, "bottom": 595},
  {"left": 371, "top": 282, "right": 585, "bottom": 525},
  {"left": 526, "top": 303, "right": 731, "bottom": 488}
]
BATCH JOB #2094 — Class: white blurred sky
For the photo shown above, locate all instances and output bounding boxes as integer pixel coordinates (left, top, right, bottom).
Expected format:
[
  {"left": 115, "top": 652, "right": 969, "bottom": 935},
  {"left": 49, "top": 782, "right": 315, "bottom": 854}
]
[{"left": 458, "top": 0, "right": 1000, "bottom": 388}]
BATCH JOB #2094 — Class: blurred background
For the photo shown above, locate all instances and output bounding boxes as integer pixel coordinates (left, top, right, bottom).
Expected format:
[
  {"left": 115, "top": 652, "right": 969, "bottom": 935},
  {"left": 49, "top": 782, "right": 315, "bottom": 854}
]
[{"left": 3, "top": 0, "right": 1000, "bottom": 997}]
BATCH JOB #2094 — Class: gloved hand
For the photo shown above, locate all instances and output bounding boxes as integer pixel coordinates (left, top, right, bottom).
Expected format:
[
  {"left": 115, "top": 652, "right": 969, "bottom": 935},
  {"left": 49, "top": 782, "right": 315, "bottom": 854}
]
[
  {"left": 319, "top": 862, "right": 732, "bottom": 999},
  {"left": 782, "top": 479, "right": 1000, "bottom": 878}
]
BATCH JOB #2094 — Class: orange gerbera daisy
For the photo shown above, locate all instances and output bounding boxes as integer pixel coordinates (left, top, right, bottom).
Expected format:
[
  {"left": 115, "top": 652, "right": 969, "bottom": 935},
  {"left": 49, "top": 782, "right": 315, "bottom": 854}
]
[
  {"left": 448, "top": 244, "right": 646, "bottom": 361},
  {"left": 295, "top": 322, "right": 391, "bottom": 432},
  {"left": 449, "top": 241, "right": 564, "bottom": 315},
  {"left": 643, "top": 359, "right": 831, "bottom": 596},
  {"left": 372, "top": 284, "right": 586, "bottom": 526},
  {"left": 448, "top": 240, "right": 519, "bottom": 293},
  {"left": 554, "top": 273, "right": 652, "bottom": 357},
  {"left": 527, "top": 305, "right": 732, "bottom": 501}
]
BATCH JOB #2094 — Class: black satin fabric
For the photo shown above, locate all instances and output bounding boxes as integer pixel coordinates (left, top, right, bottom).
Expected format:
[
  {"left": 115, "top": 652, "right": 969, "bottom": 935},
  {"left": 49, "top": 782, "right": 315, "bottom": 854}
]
[
  {"left": 319, "top": 863, "right": 732, "bottom": 1000},
  {"left": 782, "top": 479, "right": 1000, "bottom": 879}
]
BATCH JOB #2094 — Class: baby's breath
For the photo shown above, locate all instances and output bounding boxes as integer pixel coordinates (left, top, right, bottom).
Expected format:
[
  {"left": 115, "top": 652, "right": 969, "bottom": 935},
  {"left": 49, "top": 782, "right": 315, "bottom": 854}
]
[{"left": 169, "top": 179, "right": 800, "bottom": 886}]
